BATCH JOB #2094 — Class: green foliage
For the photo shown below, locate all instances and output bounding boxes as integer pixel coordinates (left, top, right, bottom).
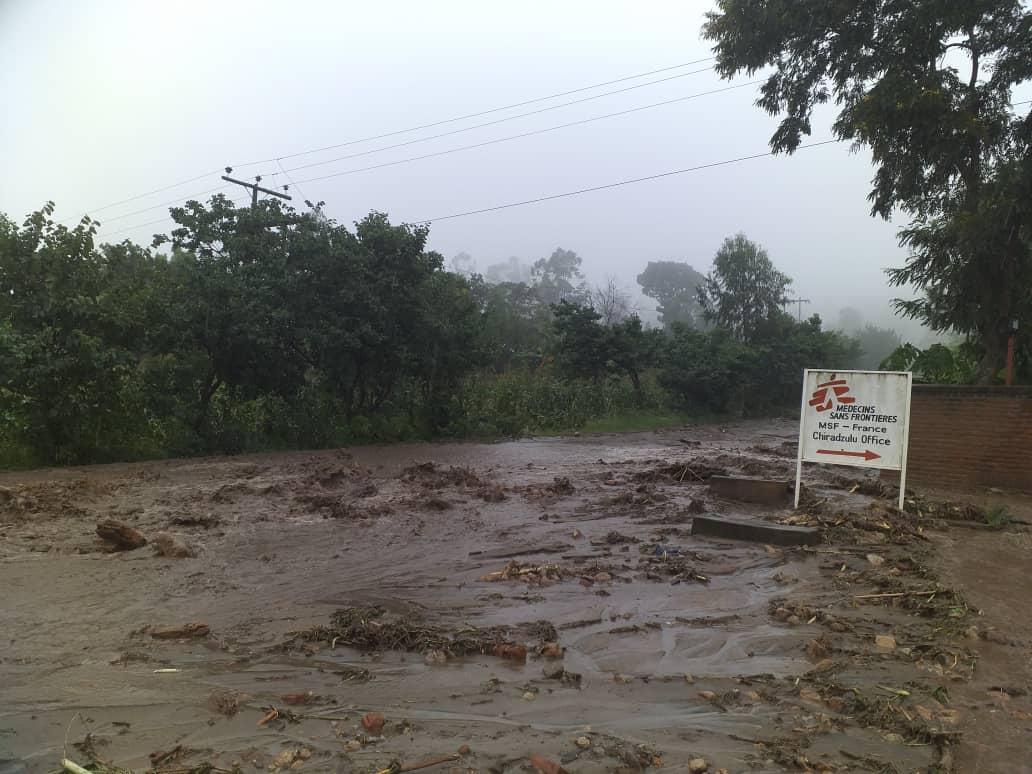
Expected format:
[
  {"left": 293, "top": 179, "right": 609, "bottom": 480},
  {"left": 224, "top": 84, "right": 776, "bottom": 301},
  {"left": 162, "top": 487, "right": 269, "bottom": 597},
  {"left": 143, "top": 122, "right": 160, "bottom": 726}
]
[
  {"left": 551, "top": 302, "right": 661, "bottom": 396},
  {"left": 452, "top": 367, "right": 665, "bottom": 438},
  {"left": 0, "top": 205, "right": 144, "bottom": 463},
  {"left": 0, "top": 197, "right": 885, "bottom": 468},
  {"left": 985, "top": 504, "right": 1011, "bottom": 529},
  {"left": 703, "top": 0, "right": 1032, "bottom": 382},
  {"left": 697, "top": 233, "right": 792, "bottom": 341},
  {"left": 636, "top": 260, "right": 707, "bottom": 328},
  {"left": 531, "top": 247, "right": 589, "bottom": 305},
  {"left": 879, "top": 341, "right": 978, "bottom": 383},
  {"left": 661, "top": 315, "right": 860, "bottom": 416}
]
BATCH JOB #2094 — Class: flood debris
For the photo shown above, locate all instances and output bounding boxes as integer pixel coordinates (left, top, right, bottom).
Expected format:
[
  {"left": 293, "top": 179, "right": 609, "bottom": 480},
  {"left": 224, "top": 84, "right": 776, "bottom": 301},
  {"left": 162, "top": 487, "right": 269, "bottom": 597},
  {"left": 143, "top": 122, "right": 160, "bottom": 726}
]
[
  {"left": 96, "top": 519, "right": 146, "bottom": 550},
  {"left": 480, "top": 559, "right": 569, "bottom": 585},
  {"left": 169, "top": 513, "right": 220, "bottom": 529},
  {"left": 295, "top": 606, "right": 522, "bottom": 659},
  {"left": 402, "top": 462, "right": 485, "bottom": 489},
  {"left": 149, "top": 622, "right": 210, "bottom": 639}
]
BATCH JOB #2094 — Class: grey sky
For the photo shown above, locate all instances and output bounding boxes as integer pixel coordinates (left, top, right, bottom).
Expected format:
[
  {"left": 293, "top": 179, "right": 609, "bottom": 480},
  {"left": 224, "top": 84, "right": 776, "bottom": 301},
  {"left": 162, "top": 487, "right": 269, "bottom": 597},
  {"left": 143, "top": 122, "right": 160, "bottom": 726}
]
[{"left": 0, "top": 0, "right": 946, "bottom": 333}]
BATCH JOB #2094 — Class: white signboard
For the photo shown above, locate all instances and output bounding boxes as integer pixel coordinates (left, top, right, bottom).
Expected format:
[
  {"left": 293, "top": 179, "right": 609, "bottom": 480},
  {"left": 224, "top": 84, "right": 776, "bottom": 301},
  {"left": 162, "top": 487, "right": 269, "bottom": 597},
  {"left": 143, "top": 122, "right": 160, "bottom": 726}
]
[{"left": 794, "top": 369, "right": 913, "bottom": 509}]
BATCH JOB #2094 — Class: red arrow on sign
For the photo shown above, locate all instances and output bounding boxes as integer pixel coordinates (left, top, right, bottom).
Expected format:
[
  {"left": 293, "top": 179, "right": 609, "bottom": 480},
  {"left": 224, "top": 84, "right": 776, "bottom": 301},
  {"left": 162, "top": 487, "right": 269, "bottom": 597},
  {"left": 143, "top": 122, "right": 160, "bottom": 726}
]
[{"left": 817, "top": 449, "right": 881, "bottom": 462}]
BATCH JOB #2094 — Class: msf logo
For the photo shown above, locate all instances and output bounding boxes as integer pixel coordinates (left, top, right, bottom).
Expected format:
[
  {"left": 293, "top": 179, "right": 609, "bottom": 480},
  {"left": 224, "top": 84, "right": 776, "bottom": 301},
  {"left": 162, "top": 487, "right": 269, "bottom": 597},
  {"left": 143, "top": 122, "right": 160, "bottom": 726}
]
[{"left": 809, "top": 374, "right": 855, "bottom": 413}]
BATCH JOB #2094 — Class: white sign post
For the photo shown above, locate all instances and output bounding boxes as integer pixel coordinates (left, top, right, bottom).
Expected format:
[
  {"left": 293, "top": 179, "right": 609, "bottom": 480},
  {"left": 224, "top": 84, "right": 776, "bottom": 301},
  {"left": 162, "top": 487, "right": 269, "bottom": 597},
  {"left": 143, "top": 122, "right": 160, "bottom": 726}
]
[{"left": 794, "top": 369, "right": 913, "bottom": 510}]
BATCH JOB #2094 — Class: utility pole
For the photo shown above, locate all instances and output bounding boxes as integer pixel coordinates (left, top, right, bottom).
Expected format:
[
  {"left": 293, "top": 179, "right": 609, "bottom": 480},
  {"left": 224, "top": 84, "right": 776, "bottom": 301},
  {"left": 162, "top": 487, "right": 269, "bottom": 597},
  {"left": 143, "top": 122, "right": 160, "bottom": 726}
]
[
  {"left": 221, "top": 172, "right": 292, "bottom": 208},
  {"left": 782, "top": 297, "right": 812, "bottom": 321}
]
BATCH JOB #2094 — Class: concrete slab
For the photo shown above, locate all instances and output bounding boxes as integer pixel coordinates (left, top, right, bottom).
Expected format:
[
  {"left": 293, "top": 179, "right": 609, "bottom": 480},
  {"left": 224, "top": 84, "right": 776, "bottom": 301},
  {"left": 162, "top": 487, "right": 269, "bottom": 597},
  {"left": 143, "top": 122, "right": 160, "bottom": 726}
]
[
  {"left": 709, "top": 475, "right": 792, "bottom": 506},
  {"left": 691, "top": 514, "right": 820, "bottom": 546}
]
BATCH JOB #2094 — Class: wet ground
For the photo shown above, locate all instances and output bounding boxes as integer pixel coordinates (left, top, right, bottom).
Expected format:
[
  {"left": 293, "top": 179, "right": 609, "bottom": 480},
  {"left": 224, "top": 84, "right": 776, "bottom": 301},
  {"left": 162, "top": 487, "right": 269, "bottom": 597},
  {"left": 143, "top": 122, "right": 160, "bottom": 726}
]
[{"left": 1, "top": 420, "right": 1030, "bottom": 773}]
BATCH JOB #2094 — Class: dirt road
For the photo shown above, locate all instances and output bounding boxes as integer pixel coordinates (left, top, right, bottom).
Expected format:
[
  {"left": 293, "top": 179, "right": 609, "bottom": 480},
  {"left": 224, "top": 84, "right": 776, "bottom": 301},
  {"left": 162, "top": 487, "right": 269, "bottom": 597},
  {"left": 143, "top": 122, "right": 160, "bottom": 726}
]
[{"left": 1, "top": 421, "right": 1029, "bottom": 773}]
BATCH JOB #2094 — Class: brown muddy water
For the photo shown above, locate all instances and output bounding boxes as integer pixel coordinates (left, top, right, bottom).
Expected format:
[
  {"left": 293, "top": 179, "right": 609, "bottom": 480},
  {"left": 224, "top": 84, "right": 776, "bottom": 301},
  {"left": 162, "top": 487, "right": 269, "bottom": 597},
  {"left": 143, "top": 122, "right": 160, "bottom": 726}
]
[{"left": 1, "top": 420, "right": 1030, "bottom": 773}]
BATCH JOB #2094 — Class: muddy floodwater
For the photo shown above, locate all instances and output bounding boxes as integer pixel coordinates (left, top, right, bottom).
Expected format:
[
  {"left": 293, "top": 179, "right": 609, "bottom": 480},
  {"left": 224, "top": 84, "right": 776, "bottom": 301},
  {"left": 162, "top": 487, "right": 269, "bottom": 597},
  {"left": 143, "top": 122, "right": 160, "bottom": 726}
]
[{"left": 1, "top": 420, "right": 1030, "bottom": 773}]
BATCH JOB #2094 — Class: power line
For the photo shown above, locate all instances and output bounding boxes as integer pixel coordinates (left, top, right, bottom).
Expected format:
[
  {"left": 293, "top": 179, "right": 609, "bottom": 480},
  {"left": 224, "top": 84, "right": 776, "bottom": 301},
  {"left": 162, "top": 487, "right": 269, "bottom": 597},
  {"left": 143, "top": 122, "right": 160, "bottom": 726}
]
[
  {"left": 96, "top": 185, "right": 230, "bottom": 224},
  {"left": 405, "top": 139, "right": 841, "bottom": 224},
  {"left": 87, "top": 78, "right": 756, "bottom": 230},
  {"left": 262, "top": 65, "right": 718, "bottom": 180},
  {"left": 236, "top": 58, "right": 715, "bottom": 168},
  {"left": 291, "top": 80, "right": 762, "bottom": 186},
  {"left": 62, "top": 60, "right": 713, "bottom": 221},
  {"left": 61, "top": 170, "right": 224, "bottom": 221}
]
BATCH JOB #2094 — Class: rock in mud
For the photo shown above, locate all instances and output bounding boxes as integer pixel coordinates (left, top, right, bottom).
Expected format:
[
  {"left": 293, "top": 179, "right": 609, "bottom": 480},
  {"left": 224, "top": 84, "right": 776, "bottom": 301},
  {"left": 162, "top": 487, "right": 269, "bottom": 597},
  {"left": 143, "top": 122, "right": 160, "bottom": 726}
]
[
  {"left": 492, "top": 643, "right": 528, "bottom": 663},
  {"left": 688, "top": 758, "right": 709, "bottom": 773},
  {"left": 529, "top": 754, "right": 568, "bottom": 774},
  {"left": 96, "top": 519, "right": 147, "bottom": 550},
  {"left": 874, "top": 633, "right": 897, "bottom": 650},
  {"left": 574, "top": 736, "right": 591, "bottom": 749},
  {"left": 206, "top": 689, "right": 241, "bottom": 716},
  {"left": 152, "top": 532, "right": 195, "bottom": 558},
  {"left": 361, "top": 711, "right": 385, "bottom": 735},
  {"left": 424, "top": 649, "right": 448, "bottom": 665},
  {"left": 539, "top": 642, "right": 563, "bottom": 659},
  {"left": 477, "top": 484, "right": 507, "bottom": 502},
  {"left": 272, "top": 747, "right": 311, "bottom": 770},
  {"left": 149, "top": 622, "right": 210, "bottom": 639}
]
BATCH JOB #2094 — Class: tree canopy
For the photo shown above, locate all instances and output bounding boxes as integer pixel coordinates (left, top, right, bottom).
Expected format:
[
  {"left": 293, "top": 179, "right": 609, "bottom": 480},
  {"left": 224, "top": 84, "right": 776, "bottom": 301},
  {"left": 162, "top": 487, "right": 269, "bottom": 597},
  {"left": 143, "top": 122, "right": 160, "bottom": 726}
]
[
  {"left": 703, "top": 0, "right": 1032, "bottom": 381},
  {"left": 697, "top": 233, "right": 792, "bottom": 341},
  {"left": 636, "top": 260, "right": 707, "bottom": 328}
]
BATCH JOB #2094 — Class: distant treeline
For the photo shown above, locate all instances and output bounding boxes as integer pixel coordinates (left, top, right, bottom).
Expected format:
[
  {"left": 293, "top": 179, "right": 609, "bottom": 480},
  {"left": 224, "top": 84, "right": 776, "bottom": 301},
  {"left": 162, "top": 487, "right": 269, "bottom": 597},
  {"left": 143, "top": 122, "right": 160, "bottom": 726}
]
[{"left": 2, "top": 197, "right": 884, "bottom": 466}]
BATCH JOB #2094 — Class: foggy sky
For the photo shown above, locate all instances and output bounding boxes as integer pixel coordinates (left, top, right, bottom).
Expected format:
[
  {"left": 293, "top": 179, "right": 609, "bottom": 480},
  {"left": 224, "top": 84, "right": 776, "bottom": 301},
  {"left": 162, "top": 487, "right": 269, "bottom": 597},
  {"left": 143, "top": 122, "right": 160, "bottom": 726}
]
[{"left": 0, "top": 0, "right": 958, "bottom": 334}]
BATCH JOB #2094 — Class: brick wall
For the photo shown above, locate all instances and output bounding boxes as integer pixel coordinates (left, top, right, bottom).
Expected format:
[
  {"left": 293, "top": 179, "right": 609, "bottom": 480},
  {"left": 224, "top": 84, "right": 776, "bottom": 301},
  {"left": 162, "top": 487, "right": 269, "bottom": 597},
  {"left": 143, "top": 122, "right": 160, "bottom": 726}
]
[{"left": 891, "top": 385, "right": 1032, "bottom": 492}]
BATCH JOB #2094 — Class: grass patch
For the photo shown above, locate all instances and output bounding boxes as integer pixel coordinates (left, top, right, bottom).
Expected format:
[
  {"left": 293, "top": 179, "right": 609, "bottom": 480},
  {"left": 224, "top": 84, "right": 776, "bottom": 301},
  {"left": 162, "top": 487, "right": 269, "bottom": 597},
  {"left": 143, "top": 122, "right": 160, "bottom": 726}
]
[{"left": 581, "top": 410, "right": 693, "bottom": 434}]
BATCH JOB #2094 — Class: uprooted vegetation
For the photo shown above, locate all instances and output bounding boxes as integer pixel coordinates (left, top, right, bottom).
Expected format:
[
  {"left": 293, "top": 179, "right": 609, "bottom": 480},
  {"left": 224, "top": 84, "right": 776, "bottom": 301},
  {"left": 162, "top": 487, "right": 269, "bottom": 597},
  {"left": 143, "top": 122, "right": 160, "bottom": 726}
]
[{"left": 291, "top": 606, "right": 555, "bottom": 660}]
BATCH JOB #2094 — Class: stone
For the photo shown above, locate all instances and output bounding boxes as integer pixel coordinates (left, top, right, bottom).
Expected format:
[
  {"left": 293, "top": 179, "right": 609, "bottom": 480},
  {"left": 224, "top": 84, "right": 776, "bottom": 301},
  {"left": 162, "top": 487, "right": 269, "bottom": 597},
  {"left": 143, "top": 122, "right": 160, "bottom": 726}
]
[
  {"left": 96, "top": 519, "right": 146, "bottom": 550},
  {"left": 874, "top": 634, "right": 897, "bottom": 650},
  {"left": 152, "top": 532, "right": 195, "bottom": 558},
  {"left": 361, "top": 711, "right": 385, "bottom": 735},
  {"left": 688, "top": 758, "right": 709, "bottom": 773},
  {"left": 708, "top": 476, "right": 791, "bottom": 505},
  {"left": 691, "top": 514, "right": 820, "bottom": 546},
  {"left": 528, "top": 754, "right": 567, "bottom": 774}
]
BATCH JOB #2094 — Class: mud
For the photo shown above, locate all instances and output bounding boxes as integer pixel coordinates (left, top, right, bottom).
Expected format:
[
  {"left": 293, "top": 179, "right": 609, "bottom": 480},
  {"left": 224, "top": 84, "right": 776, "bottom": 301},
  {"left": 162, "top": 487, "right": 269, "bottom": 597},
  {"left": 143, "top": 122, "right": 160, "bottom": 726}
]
[{"left": 1, "top": 420, "right": 1030, "bottom": 773}]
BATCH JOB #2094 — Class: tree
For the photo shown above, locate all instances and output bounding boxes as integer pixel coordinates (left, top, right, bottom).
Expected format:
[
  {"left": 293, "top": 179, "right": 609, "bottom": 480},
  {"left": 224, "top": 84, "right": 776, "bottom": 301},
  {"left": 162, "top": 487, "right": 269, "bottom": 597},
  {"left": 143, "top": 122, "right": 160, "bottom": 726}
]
[
  {"left": 591, "top": 275, "right": 634, "bottom": 325},
  {"left": 636, "top": 260, "right": 707, "bottom": 328},
  {"left": 703, "top": 1, "right": 1032, "bottom": 382},
  {"left": 551, "top": 302, "right": 659, "bottom": 396},
  {"left": 880, "top": 342, "right": 977, "bottom": 383},
  {"left": 532, "top": 247, "right": 588, "bottom": 305},
  {"left": 156, "top": 195, "right": 309, "bottom": 441},
  {"left": 0, "top": 205, "right": 142, "bottom": 462},
  {"left": 697, "top": 233, "right": 792, "bottom": 340}
]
